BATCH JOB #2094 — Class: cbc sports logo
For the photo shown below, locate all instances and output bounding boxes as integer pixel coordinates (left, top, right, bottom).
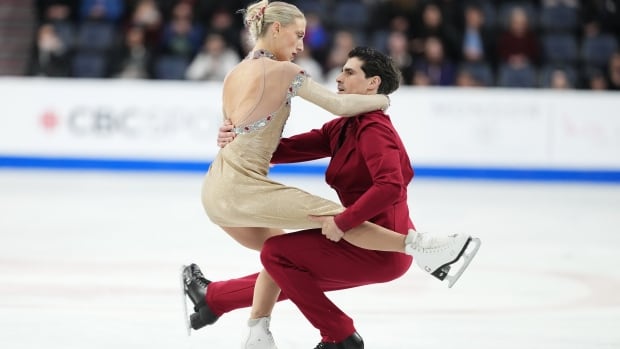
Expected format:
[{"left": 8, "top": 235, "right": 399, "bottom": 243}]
[{"left": 39, "top": 105, "right": 215, "bottom": 139}]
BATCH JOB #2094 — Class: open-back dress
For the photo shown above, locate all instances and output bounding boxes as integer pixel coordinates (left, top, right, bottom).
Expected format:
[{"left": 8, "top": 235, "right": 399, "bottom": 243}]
[{"left": 202, "top": 50, "right": 388, "bottom": 229}]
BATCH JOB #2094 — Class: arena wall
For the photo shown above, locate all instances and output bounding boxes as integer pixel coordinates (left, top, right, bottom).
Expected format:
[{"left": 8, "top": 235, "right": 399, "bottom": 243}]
[{"left": 1, "top": 78, "right": 618, "bottom": 182}]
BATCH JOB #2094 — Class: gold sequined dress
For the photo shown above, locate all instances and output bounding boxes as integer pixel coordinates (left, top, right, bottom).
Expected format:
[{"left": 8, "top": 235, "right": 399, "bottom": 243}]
[{"left": 201, "top": 50, "right": 388, "bottom": 229}]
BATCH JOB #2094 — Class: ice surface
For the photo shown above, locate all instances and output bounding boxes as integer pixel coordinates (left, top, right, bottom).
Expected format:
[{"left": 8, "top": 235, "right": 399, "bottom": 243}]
[{"left": 1, "top": 170, "right": 619, "bottom": 348}]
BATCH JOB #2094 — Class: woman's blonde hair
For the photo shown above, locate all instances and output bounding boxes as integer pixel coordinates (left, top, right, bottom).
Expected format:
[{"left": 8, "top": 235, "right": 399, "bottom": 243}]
[{"left": 242, "top": 0, "right": 304, "bottom": 44}]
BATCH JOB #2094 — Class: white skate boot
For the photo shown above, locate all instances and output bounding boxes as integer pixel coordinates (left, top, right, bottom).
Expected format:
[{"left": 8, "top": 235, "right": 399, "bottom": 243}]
[
  {"left": 241, "top": 316, "right": 278, "bottom": 349},
  {"left": 405, "top": 230, "right": 481, "bottom": 288}
]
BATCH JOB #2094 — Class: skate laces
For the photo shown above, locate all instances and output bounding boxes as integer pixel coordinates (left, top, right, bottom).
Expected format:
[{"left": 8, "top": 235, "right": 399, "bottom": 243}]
[
  {"left": 261, "top": 318, "right": 276, "bottom": 344},
  {"left": 414, "top": 233, "right": 458, "bottom": 253},
  {"left": 186, "top": 264, "right": 210, "bottom": 287},
  {"left": 247, "top": 317, "right": 276, "bottom": 346}
]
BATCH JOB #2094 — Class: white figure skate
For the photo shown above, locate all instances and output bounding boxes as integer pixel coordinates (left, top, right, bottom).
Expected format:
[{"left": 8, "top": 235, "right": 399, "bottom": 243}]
[
  {"left": 242, "top": 317, "right": 278, "bottom": 349},
  {"left": 405, "top": 230, "right": 481, "bottom": 288}
]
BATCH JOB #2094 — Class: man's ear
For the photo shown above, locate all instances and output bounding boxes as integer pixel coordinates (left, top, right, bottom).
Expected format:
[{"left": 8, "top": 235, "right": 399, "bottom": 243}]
[{"left": 369, "top": 76, "right": 382, "bottom": 90}]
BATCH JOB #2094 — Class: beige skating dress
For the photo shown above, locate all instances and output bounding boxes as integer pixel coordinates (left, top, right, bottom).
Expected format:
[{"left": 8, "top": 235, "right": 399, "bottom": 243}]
[{"left": 202, "top": 50, "right": 388, "bottom": 229}]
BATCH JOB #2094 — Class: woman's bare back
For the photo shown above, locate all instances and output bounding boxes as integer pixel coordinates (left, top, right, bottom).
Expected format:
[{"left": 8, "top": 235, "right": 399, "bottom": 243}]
[{"left": 222, "top": 58, "right": 294, "bottom": 128}]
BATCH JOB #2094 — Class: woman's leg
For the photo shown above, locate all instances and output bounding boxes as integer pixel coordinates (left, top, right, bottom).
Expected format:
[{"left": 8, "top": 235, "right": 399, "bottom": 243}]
[
  {"left": 250, "top": 270, "right": 281, "bottom": 318},
  {"left": 341, "top": 221, "right": 407, "bottom": 253},
  {"left": 220, "top": 226, "right": 284, "bottom": 319},
  {"left": 340, "top": 221, "right": 480, "bottom": 288},
  {"left": 219, "top": 227, "right": 284, "bottom": 348},
  {"left": 221, "top": 226, "right": 284, "bottom": 251}
]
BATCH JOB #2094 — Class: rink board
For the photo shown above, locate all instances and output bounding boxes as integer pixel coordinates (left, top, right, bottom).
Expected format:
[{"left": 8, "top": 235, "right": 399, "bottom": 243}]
[{"left": 1, "top": 78, "right": 619, "bottom": 182}]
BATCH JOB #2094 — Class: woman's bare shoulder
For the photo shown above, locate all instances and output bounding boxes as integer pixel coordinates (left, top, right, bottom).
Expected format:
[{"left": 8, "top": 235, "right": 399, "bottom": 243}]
[
  {"left": 276, "top": 61, "right": 306, "bottom": 76},
  {"left": 223, "top": 60, "right": 307, "bottom": 93}
]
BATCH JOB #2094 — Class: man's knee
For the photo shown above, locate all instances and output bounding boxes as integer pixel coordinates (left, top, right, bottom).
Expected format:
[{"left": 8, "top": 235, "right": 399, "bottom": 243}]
[{"left": 260, "top": 234, "right": 286, "bottom": 269}]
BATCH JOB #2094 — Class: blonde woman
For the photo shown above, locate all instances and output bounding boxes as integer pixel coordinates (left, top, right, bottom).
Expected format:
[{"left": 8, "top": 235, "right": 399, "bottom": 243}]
[{"left": 182, "top": 1, "right": 480, "bottom": 348}]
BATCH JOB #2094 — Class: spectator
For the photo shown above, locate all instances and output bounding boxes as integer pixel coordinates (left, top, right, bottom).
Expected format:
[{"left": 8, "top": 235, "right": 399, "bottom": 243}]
[
  {"left": 581, "top": 20, "right": 619, "bottom": 69},
  {"left": 386, "top": 31, "right": 414, "bottom": 84},
  {"left": 368, "top": 0, "right": 420, "bottom": 34},
  {"left": 548, "top": 68, "right": 572, "bottom": 89},
  {"left": 497, "top": 6, "right": 540, "bottom": 66},
  {"left": 608, "top": 51, "right": 620, "bottom": 90},
  {"left": 109, "top": 25, "right": 152, "bottom": 79},
  {"left": 38, "top": 1, "right": 77, "bottom": 52},
  {"left": 185, "top": 32, "right": 240, "bottom": 81},
  {"left": 585, "top": 67, "right": 609, "bottom": 90},
  {"left": 411, "top": 2, "right": 460, "bottom": 61},
  {"left": 390, "top": 14, "right": 413, "bottom": 35},
  {"left": 412, "top": 36, "right": 456, "bottom": 86},
  {"left": 208, "top": 8, "right": 243, "bottom": 58},
  {"left": 455, "top": 68, "right": 482, "bottom": 87},
  {"left": 36, "top": 0, "right": 79, "bottom": 23},
  {"left": 23, "top": 1, "right": 620, "bottom": 90},
  {"left": 158, "top": 1, "right": 203, "bottom": 58},
  {"left": 435, "top": 0, "right": 465, "bottom": 31},
  {"left": 324, "top": 30, "right": 357, "bottom": 84},
  {"left": 303, "top": 12, "right": 329, "bottom": 66},
  {"left": 126, "top": 0, "right": 162, "bottom": 49},
  {"left": 79, "top": 0, "right": 124, "bottom": 22},
  {"left": 455, "top": 62, "right": 493, "bottom": 87},
  {"left": 460, "top": 2, "right": 495, "bottom": 66},
  {"left": 583, "top": 0, "right": 620, "bottom": 38},
  {"left": 28, "top": 23, "right": 72, "bottom": 77}
]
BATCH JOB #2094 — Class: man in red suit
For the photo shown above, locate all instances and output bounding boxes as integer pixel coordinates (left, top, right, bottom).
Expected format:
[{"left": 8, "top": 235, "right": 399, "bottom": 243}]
[{"left": 185, "top": 47, "right": 415, "bottom": 348}]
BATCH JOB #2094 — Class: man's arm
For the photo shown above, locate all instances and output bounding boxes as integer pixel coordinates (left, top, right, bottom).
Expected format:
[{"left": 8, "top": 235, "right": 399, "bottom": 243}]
[
  {"left": 271, "top": 128, "right": 332, "bottom": 164},
  {"left": 217, "top": 120, "right": 333, "bottom": 164},
  {"left": 216, "top": 120, "right": 236, "bottom": 148}
]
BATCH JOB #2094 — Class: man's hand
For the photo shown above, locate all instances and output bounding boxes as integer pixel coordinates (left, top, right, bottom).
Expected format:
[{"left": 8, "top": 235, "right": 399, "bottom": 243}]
[
  {"left": 308, "top": 215, "right": 344, "bottom": 242},
  {"left": 217, "top": 119, "right": 236, "bottom": 148}
]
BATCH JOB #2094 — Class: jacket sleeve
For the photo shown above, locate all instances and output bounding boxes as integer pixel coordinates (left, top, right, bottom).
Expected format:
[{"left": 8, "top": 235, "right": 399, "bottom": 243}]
[
  {"left": 334, "top": 122, "right": 405, "bottom": 232},
  {"left": 271, "top": 127, "right": 332, "bottom": 164}
]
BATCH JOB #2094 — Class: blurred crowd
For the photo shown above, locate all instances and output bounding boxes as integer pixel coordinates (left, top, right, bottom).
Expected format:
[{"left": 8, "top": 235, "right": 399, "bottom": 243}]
[{"left": 19, "top": 0, "right": 620, "bottom": 89}]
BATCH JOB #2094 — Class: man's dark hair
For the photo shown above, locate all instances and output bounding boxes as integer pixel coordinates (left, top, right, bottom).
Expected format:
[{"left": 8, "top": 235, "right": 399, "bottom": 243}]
[{"left": 348, "top": 46, "right": 401, "bottom": 95}]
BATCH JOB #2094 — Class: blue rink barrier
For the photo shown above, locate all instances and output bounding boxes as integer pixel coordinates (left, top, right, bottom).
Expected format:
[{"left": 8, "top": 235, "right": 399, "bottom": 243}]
[{"left": 1, "top": 155, "right": 620, "bottom": 184}]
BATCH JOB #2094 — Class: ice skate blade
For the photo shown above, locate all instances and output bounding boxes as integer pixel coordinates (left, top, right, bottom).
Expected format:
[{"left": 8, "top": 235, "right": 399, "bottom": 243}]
[
  {"left": 180, "top": 264, "right": 191, "bottom": 336},
  {"left": 446, "top": 237, "right": 481, "bottom": 288}
]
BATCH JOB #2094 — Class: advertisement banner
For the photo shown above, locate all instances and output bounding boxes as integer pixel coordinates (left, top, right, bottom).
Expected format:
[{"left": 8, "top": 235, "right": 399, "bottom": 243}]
[{"left": 1, "top": 78, "right": 619, "bottom": 179}]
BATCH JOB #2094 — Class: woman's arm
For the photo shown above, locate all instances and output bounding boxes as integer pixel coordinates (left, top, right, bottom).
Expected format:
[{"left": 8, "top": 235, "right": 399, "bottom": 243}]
[{"left": 294, "top": 74, "right": 390, "bottom": 117}]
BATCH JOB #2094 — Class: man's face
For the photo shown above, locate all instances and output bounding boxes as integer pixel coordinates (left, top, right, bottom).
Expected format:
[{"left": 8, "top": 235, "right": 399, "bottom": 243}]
[{"left": 336, "top": 57, "right": 377, "bottom": 95}]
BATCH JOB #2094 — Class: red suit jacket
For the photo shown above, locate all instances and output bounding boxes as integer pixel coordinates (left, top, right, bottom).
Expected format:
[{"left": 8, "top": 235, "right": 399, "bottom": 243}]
[{"left": 271, "top": 110, "right": 415, "bottom": 234}]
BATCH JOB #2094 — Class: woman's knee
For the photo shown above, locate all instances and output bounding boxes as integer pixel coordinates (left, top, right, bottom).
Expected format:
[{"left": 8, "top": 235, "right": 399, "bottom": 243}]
[{"left": 221, "top": 227, "right": 284, "bottom": 251}]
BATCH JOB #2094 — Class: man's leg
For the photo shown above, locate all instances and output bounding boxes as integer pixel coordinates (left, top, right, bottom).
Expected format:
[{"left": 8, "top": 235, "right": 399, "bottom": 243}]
[
  {"left": 184, "top": 270, "right": 290, "bottom": 320},
  {"left": 261, "top": 229, "right": 412, "bottom": 343},
  {"left": 184, "top": 226, "right": 287, "bottom": 329}
]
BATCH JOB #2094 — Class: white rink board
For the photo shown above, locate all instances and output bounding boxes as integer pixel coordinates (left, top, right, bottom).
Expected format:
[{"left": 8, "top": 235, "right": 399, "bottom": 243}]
[{"left": 1, "top": 78, "right": 619, "bottom": 170}]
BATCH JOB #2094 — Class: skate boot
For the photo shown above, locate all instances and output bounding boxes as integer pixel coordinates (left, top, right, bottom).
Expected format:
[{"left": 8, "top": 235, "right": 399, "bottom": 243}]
[
  {"left": 405, "top": 230, "right": 481, "bottom": 288},
  {"left": 242, "top": 316, "right": 278, "bottom": 349},
  {"left": 180, "top": 263, "right": 219, "bottom": 334},
  {"left": 313, "top": 332, "right": 364, "bottom": 349}
]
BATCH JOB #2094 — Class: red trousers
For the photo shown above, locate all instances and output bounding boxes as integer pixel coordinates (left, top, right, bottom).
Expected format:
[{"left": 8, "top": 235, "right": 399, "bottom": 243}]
[{"left": 205, "top": 229, "right": 412, "bottom": 342}]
